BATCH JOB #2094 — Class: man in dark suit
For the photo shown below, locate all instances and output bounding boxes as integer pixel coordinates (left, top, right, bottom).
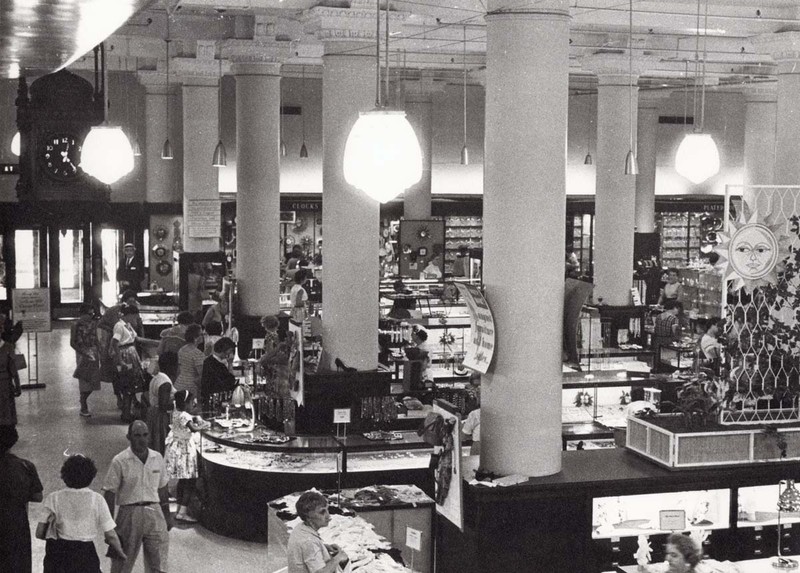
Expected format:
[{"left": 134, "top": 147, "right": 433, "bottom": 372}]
[
  {"left": 116, "top": 243, "right": 144, "bottom": 294},
  {"left": 200, "top": 337, "right": 238, "bottom": 411}
]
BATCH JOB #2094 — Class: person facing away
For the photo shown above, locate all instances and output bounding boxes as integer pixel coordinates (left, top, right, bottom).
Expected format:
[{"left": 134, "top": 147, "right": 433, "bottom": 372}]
[
  {"left": 71, "top": 303, "right": 100, "bottom": 418},
  {"left": 36, "top": 455, "right": 126, "bottom": 573},
  {"left": 102, "top": 420, "right": 172, "bottom": 573},
  {"left": 0, "top": 425, "right": 43, "bottom": 573},
  {"left": 287, "top": 491, "right": 349, "bottom": 573},
  {"left": 175, "top": 324, "right": 206, "bottom": 399}
]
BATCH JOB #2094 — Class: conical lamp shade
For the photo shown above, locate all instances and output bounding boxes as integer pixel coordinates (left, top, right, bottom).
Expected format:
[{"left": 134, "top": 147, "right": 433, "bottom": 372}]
[
  {"left": 11, "top": 131, "right": 20, "bottom": 156},
  {"left": 161, "top": 139, "right": 173, "bottom": 160},
  {"left": 343, "top": 109, "right": 423, "bottom": 203},
  {"left": 461, "top": 145, "right": 469, "bottom": 166},
  {"left": 675, "top": 133, "right": 719, "bottom": 184},
  {"left": 624, "top": 149, "right": 639, "bottom": 175},
  {"left": 299, "top": 142, "right": 308, "bottom": 158},
  {"left": 131, "top": 136, "right": 141, "bottom": 157},
  {"left": 280, "top": 140, "right": 287, "bottom": 157},
  {"left": 584, "top": 153, "right": 593, "bottom": 166},
  {"left": 212, "top": 140, "right": 227, "bottom": 167},
  {"left": 80, "top": 125, "right": 135, "bottom": 185}
]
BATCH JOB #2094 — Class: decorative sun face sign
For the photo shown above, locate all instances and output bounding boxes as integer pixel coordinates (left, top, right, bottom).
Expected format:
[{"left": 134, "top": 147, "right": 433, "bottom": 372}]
[{"left": 715, "top": 202, "right": 790, "bottom": 293}]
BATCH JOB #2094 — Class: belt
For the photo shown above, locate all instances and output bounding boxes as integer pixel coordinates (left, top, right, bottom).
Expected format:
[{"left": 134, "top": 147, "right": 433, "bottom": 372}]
[
  {"left": 119, "top": 343, "right": 136, "bottom": 349},
  {"left": 122, "top": 502, "right": 158, "bottom": 507}
]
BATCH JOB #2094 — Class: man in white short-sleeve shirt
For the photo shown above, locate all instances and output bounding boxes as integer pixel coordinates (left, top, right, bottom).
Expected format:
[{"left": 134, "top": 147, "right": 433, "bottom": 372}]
[{"left": 103, "top": 420, "right": 172, "bottom": 573}]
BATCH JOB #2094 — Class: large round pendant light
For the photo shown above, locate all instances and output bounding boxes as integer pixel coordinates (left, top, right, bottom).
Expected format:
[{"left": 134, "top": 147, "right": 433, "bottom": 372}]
[
  {"left": 80, "top": 43, "right": 134, "bottom": 185},
  {"left": 675, "top": 0, "right": 719, "bottom": 184},
  {"left": 342, "top": 0, "right": 422, "bottom": 203}
]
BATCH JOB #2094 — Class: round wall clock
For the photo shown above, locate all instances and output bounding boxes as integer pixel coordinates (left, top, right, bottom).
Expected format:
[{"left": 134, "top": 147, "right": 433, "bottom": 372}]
[
  {"left": 156, "top": 261, "right": 172, "bottom": 276},
  {"left": 41, "top": 133, "right": 81, "bottom": 181}
]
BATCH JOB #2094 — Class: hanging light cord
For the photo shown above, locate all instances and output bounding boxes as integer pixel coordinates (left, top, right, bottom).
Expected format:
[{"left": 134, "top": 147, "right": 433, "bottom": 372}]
[
  {"left": 385, "top": 0, "right": 390, "bottom": 107},
  {"left": 101, "top": 43, "right": 109, "bottom": 123},
  {"left": 301, "top": 66, "right": 306, "bottom": 141},
  {"left": 463, "top": 25, "right": 467, "bottom": 148},
  {"left": 628, "top": 0, "right": 634, "bottom": 152},
  {"left": 165, "top": 16, "right": 171, "bottom": 135},
  {"left": 218, "top": 55, "right": 222, "bottom": 135},
  {"left": 700, "top": 0, "right": 709, "bottom": 133},
  {"left": 693, "top": 0, "right": 700, "bottom": 133},
  {"left": 375, "top": 0, "right": 381, "bottom": 108}
]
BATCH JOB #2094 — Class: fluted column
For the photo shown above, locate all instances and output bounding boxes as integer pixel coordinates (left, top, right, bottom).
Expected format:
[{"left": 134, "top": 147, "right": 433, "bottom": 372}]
[
  {"left": 224, "top": 40, "right": 290, "bottom": 317},
  {"left": 482, "top": 0, "right": 570, "bottom": 477},
  {"left": 753, "top": 33, "right": 800, "bottom": 185},
  {"left": 584, "top": 53, "right": 645, "bottom": 305},
  {"left": 173, "top": 56, "right": 221, "bottom": 253},
  {"left": 137, "top": 71, "right": 181, "bottom": 203},
  {"left": 635, "top": 90, "right": 667, "bottom": 233}
]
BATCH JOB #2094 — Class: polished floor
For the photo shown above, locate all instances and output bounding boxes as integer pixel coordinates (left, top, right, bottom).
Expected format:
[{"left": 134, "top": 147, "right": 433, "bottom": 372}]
[{"left": 13, "top": 324, "right": 287, "bottom": 573}]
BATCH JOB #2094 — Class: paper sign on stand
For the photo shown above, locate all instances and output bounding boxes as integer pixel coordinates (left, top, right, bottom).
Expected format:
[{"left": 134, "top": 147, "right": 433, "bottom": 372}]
[
  {"left": 12, "top": 288, "right": 51, "bottom": 333},
  {"left": 405, "top": 527, "right": 421, "bottom": 572},
  {"left": 659, "top": 510, "right": 686, "bottom": 531},
  {"left": 333, "top": 408, "right": 350, "bottom": 438}
]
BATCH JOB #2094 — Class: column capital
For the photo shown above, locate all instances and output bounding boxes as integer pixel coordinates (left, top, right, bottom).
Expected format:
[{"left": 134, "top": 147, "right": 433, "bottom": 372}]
[
  {"left": 742, "top": 82, "right": 777, "bottom": 103},
  {"left": 752, "top": 32, "right": 800, "bottom": 71},
  {"left": 221, "top": 38, "right": 292, "bottom": 70},
  {"left": 171, "top": 57, "right": 226, "bottom": 87},
  {"left": 303, "top": 0, "right": 409, "bottom": 45},
  {"left": 582, "top": 52, "right": 657, "bottom": 86},
  {"left": 136, "top": 70, "right": 179, "bottom": 95}
]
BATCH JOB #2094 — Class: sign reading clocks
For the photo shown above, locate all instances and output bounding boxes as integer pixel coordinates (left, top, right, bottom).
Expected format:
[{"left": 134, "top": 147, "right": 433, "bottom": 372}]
[{"left": 714, "top": 201, "right": 790, "bottom": 292}]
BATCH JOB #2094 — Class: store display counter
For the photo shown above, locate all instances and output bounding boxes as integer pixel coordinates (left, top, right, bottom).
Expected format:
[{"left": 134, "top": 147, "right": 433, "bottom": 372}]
[
  {"left": 268, "top": 486, "right": 434, "bottom": 572},
  {"left": 200, "top": 426, "right": 434, "bottom": 542},
  {"left": 617, "top": 556, "right": 797, "bottom": 572},
  {"left": 437, "top": 449, "right": 800, "bottom": 573}
]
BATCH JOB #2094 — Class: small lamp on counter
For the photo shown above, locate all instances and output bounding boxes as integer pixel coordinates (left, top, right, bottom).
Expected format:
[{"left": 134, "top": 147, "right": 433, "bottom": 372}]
[{"left": 774, "top": 479, "right": 800, "bottom": 570}]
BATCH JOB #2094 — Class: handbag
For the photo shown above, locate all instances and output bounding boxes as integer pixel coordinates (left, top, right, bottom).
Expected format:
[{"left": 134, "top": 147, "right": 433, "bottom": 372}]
[
  {"left": 73, "top": 359, "right": 101, "bottom": 383},
  {"left": 13, "top": 353, "right": 26, "bottom": 371},
  {"left": 45, "top": 512, "right": 59, "bottom": 540}
]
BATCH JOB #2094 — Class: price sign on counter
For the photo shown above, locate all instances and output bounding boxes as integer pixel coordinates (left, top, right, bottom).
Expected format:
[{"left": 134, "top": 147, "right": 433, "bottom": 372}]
[
  {"left": 659, "top": 509, "right": 686, "bottom": 531},
  {"left": 252, "top": 339, "right": 264, "bottom": 350},
  {"left": 405, "top": 527, "right": 421, "bottom": 551},
  {"left": 333, "top": 408, "right": 351, "bottom": 424}
]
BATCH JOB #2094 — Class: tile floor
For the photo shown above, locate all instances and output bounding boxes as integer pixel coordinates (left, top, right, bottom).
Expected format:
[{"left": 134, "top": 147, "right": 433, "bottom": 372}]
[{"left": 12, "top": 324, "right": 288, "bottom": 573}]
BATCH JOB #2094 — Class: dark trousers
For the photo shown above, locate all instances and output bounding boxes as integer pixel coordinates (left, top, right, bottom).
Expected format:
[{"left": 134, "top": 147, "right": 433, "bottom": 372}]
[{"left": 43, "top": 539, "right": 101, "bottom": 573}]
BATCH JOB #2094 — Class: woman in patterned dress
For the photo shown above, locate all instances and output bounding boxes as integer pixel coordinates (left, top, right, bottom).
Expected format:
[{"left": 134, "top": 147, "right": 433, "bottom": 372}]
[
  {"left": 110, "top": 305, "right": 144, "bottom": 423},
  {"left": 165, "top": 390, "right": 205, "bottom": 523},
  {"left": 70, "top": 304, "right": 100, "bottom": 417}
]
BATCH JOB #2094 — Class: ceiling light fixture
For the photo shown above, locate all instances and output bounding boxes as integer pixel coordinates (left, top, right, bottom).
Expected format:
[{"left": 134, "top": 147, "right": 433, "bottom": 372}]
[
  {"left": 675, "top": 0, "right": 720, "bottom": 184},
  {"left": 460, "top": 25, "right": 469, "bottom": 166},
  {"left": 161, "top": 16, "right": 173, "bottom": 160},
  {"left": 342, "top": 0, "right": 422, "bottom": 203},
  {"left": 80, "top": 42, "right": 134, "bottom": 185},
  {"left": 624, "top": 0, "right": 638, "bottom": 176},
  {"left": 583, "top": 109, "right": 593, "bottom": 165},
  {"left": 299, "top": 65, "right": 308, "bottom": 158},
  {"left": 212, "top": 53, "right": 227, "bottom": 167}
]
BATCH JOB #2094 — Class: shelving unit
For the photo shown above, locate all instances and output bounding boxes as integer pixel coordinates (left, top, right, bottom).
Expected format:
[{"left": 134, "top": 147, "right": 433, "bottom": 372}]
[
  {"left": 658, "top": 212, "right": 703, "bottom": 267},
  {"left": 678, "top": 266, "right": 723, "bottom": 320},
  {"left": 444, "top": 216, "right": 482, "bottom": 275},
  {"left": 567, "top": 213, "right": 594, "bottom": 279}
]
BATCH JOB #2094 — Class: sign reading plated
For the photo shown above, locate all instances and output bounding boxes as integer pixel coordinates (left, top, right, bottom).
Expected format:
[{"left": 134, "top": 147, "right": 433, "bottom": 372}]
[
  {"left": 453, "top": 282, "right": 495, "bottom": 374},
  {"left": 659, "top": 509, "right": 686, "bottom": 531},
  {"left": 12, "top": 288, "right": 51, "bottom": 333},
  {"left": 186, "top": 199, "right": 221, "bottom": 238}
]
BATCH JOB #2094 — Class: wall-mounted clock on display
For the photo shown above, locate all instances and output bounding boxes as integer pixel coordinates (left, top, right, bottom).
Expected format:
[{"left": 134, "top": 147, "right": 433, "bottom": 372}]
[{"left": 15, "top": 69, "right": 108, "bottom": 202}]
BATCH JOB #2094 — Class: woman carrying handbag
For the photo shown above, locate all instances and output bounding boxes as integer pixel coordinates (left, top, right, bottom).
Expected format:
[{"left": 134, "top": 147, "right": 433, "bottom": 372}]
[{"left": 70, "top": 305, "right": 101, "bottom": 418}]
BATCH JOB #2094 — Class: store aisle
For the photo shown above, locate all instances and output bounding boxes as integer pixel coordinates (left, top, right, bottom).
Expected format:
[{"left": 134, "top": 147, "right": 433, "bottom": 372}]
[{"left": 12, "top": 325, "right": 287, "bottom": 573}]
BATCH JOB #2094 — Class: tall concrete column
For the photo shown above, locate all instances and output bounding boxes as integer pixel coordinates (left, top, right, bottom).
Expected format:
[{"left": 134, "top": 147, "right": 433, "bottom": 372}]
[
  {"left": 482, "top": 0, "right": 570, "bottom": 477},
  {"left": 743, "top": 85, "right": 777, "bottom": 188},
  {"left": 635, "top": 91, "right": 666, "bottom": 233},
  {"left": 321, "top": 43, "right": 379, "bottom": 370},
  {"left": 754, "top": 33, "right": 800, "bottom": 185},
  {"left": 585, "top": 54, "right": 642, "bottom": 305},
  {"left": 224, "top": 40, "right": 288, "bottom": 318},
  {"left": 402, "top": 73, "right": 441, "bottom": 220},
  {"left": 138, "top": 71, "right": 180, "bottom": 203}
]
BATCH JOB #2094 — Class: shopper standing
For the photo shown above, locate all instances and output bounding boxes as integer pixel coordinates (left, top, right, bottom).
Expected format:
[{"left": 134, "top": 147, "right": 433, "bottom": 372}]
[
  {"left": 103, "top": 421, "right": 171, "bottom": 573},
  {"left": 175, "top": 324, "right": 206, "bottom": 399},
  {"left": 70, "top": 304, "right": 100, "bottom": 417},
  {"left": 165, "top": 390, "right": 204, "bottom": 523},
  {"left": 146, "top": 352, "right": 177, "bottom": 455},
  {"left": 116, "top": 243, "right": 144, "bottom": 295},
  {"left": 98, "top": 290, "right": 139, "bottom": 408},
  {"left": 0, "top": 425, "right": 43, "bottom": 573},
  {"left": 0, "top": 324, "right": 21, "bottom": 428},
  {"left": 111, "top": 306, "right": 145, "bottom": 423},
  {"left": 200, "top": 337, "right": 237, "bottom": 411},
  {"left": 36, "top": 455, "right": 126, "bottom": 573},
  {"left": 652, "top": 300, "right": 683, "bottom": 371},
  {"left": 290, "top": 270, "right": 309, "bottom": 323}
]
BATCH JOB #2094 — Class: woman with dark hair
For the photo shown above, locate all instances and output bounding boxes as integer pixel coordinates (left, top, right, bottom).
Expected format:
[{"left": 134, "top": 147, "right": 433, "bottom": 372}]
[
  {"left": 287, "top": 491, "right": 349, "bottom": 573},
  {"left": 0, "top": 425, "right": 43, "bottom": 573},
  {"left": 111, "top": 305, "right": 145, "bottom": 422},
  {"left": 664, "top": 533, "right": 702, "bottom": 573},
  {"left": 165, "top": 390, "right": 205, "bottom": 523},
  {"left": 0, "top": 317, "right": 21, "bottom": 427},
  {"left": 70, "top": 304, "right": 99, "bottom": 417},
  {"left": 146, "top": 352, "right": 177, "bottom": 455},
  {"left": 36, "top": 455, "right": 126, "bottom": 573}
]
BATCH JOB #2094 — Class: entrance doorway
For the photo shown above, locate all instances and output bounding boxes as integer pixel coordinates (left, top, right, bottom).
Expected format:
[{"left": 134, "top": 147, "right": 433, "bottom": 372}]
[{"left": 100, "top": 228, "right": 122, "bottom": 308}]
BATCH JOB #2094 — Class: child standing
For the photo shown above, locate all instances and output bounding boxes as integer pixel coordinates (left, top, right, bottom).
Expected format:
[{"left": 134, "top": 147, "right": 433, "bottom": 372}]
[
  {"left": 36, "top": 455, "right": 126, "bottom": 572},
  {"left": 165, "top": 390, "right": 205, "bottom": 523}
]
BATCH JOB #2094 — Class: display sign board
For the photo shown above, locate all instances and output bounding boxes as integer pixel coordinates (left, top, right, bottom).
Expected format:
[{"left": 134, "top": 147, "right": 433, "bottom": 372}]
[
  {"left": 433, "top": 399, "right": 463, "bottom": 531},
  {"left": 453, "top": 282, "right": 495, "bottom": 374},
  {"left": 659, "top": 509, "right": 686, "bottom": 531},
  {"left": 12, "top": 288, "right": 51, "bottom": 332},
  {"left": 405, "top": 527, "right": 422, "bottom": 551},
  {"left": 251, "top": 339, "right": 265, "bottom": 350},
  {"left": 333, "top": 408, "right": 351, "bottom": 424},
  {"left": 186, "top": 199, "right": 221, "bottom": 238}
]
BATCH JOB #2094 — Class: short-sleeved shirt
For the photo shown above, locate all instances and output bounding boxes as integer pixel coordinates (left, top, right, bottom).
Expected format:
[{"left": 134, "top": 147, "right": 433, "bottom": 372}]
[
  {"left": 102, "top": 447, "right": 169, "bottom": 505},
  {"left": 175, "top": 344, "right": 206, "bottom": 397},
  {"left": 700, "top": 333, "right": 720, "bottom": 360},
  {"left": 287, "top": 522, "right": 330, "bottom": 573},
  {"left": 42, "top": 488, "right": 116, "bottom": 541},
  {"left": 112, "top": 320, "right": 137, "bottom": 346},
  {"left": 462, "top": 409, "right": 481, "bottom": 442},
  {"left": 653, "top": 312, "right": 679, "bottom": 342}
]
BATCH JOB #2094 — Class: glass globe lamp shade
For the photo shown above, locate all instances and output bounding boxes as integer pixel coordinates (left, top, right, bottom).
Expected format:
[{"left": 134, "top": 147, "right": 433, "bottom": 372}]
[
  {"left": 80, "top": 125, "right": 134, "bottom": 185},
  {"left": 343, "top": 110, "right": 423, "bottom": 203},
  {"left": 675, "top": 133, "right": 720, "bottom": 184},
  {"left": 11, "top": 131, "right": 20, "bottom": 156}
]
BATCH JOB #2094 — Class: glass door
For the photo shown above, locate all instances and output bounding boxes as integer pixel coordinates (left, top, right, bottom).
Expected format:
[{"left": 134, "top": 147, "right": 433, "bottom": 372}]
[
  {"left": 58, "top": 229, "right": 84, "bottom": 304},
  {"left": 14, "top": 229, "right": 44, "bottom": 289},
  {"left": 100, "top": 228, "right": 122, "bottom": 308}
]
